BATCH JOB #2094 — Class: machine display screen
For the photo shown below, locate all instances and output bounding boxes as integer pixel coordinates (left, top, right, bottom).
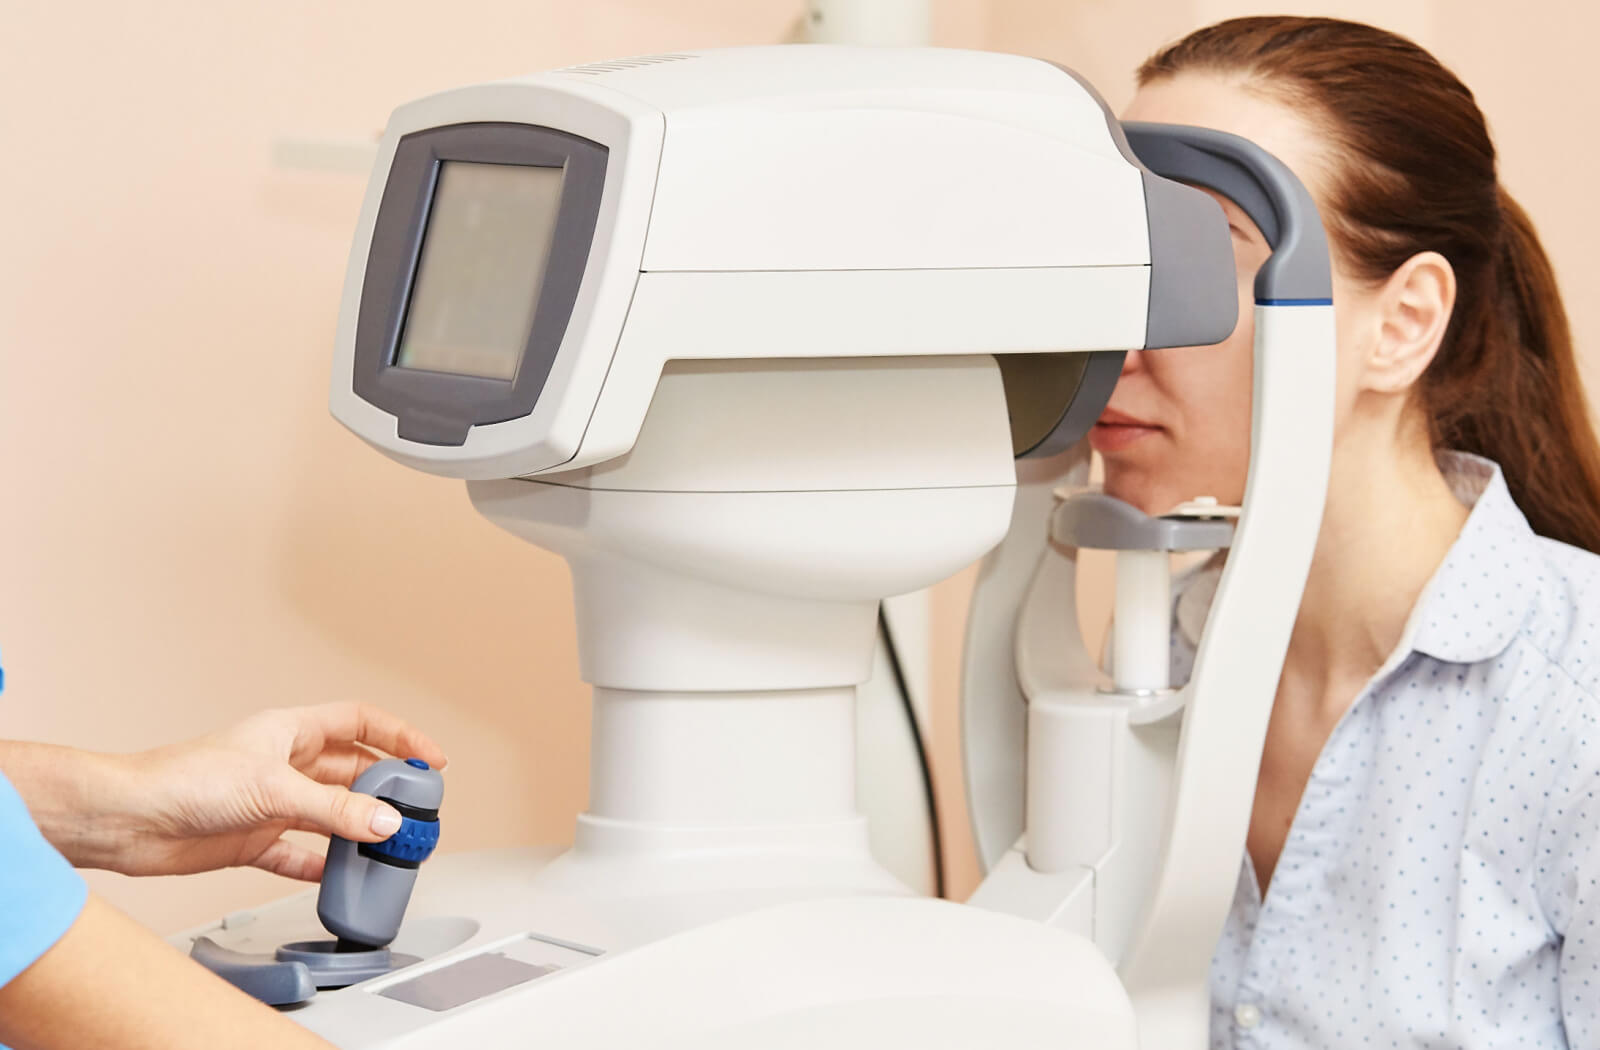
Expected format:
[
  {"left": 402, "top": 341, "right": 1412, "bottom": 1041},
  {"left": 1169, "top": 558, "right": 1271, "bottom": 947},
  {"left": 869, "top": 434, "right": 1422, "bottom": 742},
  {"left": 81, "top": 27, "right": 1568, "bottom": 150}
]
[{"left": 393, "top": 160, "right": 566, "bottom": 381}]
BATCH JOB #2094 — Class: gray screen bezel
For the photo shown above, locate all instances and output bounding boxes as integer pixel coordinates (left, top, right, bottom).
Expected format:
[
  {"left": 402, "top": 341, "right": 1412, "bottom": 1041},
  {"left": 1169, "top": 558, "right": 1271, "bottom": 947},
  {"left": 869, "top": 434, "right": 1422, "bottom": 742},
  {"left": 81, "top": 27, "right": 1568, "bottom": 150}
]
[{"left": 352, "top": 122, "right": 609, "bottom": 446}]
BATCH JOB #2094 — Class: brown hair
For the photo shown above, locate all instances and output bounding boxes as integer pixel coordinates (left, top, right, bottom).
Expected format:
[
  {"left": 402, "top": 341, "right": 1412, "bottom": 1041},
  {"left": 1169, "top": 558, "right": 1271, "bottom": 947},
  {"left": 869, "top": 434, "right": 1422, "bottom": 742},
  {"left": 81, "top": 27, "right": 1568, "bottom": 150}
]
[{"left": 1139, "top": 16, "right": 1600, "bottom": 551}]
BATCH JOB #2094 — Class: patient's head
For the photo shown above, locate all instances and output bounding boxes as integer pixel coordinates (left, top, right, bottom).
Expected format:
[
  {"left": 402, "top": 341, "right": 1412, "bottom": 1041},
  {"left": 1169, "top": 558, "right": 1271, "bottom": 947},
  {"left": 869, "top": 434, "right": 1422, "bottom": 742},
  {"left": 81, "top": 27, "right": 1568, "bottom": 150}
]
[{"left": 1098, "top": 16, "right": 1600, "bottom": 551}]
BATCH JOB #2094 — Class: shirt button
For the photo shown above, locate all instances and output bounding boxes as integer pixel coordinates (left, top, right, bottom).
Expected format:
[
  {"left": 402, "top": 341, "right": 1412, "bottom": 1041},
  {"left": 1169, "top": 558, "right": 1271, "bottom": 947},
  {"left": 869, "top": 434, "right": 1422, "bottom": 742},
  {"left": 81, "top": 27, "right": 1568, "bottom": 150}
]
[{"left": 1235, "top": 1003, "right": 1262, "bottom": 1029}]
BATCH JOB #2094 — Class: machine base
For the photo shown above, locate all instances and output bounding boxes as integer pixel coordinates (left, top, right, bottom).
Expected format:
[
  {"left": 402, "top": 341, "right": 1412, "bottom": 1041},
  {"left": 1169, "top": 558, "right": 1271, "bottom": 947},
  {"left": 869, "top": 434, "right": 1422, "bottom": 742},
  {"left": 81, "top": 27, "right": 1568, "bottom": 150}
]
[{"left": 173, "top": 846, "right": 1137, "bottom": 1048}]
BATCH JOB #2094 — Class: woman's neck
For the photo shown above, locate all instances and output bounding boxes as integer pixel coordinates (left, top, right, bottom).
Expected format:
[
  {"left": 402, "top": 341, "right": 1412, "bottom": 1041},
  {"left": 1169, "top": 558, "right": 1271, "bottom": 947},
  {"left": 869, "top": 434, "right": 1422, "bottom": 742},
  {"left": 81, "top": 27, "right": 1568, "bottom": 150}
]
[{"left": 1280, "top": 425, "right": 1469, "bottom": 720}]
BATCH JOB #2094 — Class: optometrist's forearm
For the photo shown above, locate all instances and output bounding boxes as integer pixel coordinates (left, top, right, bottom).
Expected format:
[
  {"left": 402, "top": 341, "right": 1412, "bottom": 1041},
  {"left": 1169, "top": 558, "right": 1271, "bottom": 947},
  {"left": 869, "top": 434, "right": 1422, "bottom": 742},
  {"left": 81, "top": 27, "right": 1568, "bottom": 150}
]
[
  {"left": 0, "top": 740, "right": 131, "bottom": 869},
  {"left": 0, "top": 894, "right": 337, "bottom": 1050}
]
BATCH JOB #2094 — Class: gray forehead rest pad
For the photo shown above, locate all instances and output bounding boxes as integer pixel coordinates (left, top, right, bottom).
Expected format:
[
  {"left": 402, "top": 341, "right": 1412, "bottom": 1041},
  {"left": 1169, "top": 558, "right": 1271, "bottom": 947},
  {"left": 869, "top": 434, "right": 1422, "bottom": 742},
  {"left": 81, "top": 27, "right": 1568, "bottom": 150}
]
[{"left": 1122, "top": 121, "right": 1334, "bottom": 306}]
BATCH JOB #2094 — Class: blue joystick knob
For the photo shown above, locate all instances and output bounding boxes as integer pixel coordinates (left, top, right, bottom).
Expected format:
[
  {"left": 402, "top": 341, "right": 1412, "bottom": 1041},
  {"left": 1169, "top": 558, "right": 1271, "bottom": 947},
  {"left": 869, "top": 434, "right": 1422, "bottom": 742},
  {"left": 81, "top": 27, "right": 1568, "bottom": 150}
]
[
  {"left": 361, "top": 811, "right": 440, "bottom": 866},
  {"left": 317, "top": 758, "right": 444, "bottom": 949}
]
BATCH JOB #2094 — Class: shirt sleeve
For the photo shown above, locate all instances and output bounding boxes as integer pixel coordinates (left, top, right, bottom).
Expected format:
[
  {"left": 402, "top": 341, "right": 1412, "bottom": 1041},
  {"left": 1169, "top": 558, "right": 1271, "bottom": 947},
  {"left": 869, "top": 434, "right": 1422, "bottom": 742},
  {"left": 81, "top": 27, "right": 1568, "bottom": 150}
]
[
  {"left": 1536, "top": 704, "right": 1600, "bottom": 1049},
  {"left": 0, "top": 766, "right": 88, "bottom": 989}
]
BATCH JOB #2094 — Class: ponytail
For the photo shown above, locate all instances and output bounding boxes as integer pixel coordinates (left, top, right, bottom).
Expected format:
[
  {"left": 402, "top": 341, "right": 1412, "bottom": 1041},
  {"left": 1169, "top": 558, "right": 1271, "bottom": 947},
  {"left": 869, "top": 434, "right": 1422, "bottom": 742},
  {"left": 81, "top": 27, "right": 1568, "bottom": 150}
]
[
  {"left": 1139, "top": 17, "right": 1600, "bottom": 551},
  {"left": 1425, "top": 189, "right": 1600, "bottom": 550}
]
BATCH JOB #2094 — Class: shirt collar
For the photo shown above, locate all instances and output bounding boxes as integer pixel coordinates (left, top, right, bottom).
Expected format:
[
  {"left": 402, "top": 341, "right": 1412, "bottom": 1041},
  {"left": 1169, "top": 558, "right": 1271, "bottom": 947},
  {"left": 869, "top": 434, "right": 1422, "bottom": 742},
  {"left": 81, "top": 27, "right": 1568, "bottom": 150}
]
[
  {"left": 1176, "top": 451, "right": 1540, "bottom": 666},
  {"left": 1403, "top": 451, "right": 1540, "bottom": 664}
]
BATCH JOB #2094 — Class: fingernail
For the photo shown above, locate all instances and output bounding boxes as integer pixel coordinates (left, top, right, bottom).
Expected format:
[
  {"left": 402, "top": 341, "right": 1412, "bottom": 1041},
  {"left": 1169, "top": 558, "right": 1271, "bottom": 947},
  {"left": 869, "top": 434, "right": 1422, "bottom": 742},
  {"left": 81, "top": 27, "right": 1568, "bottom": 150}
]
[{"left": 371, "top": 804, "right": 402, "bottom": 837}]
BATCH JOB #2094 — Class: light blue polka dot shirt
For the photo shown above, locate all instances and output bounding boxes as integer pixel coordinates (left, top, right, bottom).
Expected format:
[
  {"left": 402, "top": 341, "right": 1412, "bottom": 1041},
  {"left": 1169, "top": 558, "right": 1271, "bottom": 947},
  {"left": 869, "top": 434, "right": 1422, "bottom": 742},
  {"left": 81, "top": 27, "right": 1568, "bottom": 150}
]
[{"left": 1171, "top": 452, "right": 1600, "bottom": 1049}]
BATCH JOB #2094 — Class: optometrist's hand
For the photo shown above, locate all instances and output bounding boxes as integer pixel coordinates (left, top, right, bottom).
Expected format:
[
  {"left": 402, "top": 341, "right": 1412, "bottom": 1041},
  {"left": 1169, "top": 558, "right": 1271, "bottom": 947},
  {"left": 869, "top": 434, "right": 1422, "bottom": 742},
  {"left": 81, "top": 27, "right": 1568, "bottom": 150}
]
[{"left": 3, "top": 703, "right": 448, "bottom": 882}]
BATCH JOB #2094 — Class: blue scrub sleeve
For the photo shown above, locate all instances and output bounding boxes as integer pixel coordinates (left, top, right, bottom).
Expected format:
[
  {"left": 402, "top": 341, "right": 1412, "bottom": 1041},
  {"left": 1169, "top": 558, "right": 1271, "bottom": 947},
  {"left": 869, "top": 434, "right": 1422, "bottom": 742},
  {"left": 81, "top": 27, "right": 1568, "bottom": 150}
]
[{"left": 0, "top": 767, "right": 88, "bottom": 989}]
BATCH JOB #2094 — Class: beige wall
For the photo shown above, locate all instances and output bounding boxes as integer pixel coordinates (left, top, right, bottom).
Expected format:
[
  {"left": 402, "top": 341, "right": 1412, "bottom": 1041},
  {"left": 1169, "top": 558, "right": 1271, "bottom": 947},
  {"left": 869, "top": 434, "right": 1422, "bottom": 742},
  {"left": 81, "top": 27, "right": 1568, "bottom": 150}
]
[{"left": 2, "top": 0, "right": 1593, "bottom": 930}]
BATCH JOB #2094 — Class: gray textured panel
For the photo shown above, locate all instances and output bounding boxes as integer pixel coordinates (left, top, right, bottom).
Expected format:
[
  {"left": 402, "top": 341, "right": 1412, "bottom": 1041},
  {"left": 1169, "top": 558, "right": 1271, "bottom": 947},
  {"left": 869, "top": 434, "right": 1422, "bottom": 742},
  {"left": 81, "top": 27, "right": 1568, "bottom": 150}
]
[
  {"left": 1052, "top": 492, "right": 1234, "bottom": 552},
  {"left": 1122, "top": 123, "right": 1333, "bottom": 304},
  {"left": 378, "top": 952, "right": 554, "bottom": 1012}
]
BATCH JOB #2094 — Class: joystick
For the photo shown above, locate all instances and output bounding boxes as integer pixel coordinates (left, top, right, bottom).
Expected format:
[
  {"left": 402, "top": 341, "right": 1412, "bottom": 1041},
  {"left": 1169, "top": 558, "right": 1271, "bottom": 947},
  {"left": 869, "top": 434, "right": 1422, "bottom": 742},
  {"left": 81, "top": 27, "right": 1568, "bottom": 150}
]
[
  {"left": 189, "top": 758, "right": 444, "bottom": 1006},
  {"left": 318, "top": 757, "right": 443, "bottom": 949}
]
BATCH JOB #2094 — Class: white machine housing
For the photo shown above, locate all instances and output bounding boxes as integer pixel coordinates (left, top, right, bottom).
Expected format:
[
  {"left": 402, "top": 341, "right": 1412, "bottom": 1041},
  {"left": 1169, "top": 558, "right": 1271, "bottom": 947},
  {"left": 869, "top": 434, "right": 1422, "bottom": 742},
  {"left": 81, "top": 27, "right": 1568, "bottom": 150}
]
[
  {"left": 177, "top": 45, "right": 1333, "bottom": 1050},
  {"left": 330, "top": 46, "right": 1233, "bottom": 480},
  {"left": 319, "top": 43, "right": 1241, "bottom": 924}
]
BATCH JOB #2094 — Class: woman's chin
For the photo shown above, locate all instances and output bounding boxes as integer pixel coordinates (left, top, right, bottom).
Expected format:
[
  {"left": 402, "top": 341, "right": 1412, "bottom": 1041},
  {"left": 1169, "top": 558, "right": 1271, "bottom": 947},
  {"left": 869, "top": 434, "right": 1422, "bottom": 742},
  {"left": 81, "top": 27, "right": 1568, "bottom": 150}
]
[
  {"left": 1100, "top": 470, "right": 1178, "bottom": 517},
  {"left": 1103, "top": 466, "right": 1243, "bottom": 517}
]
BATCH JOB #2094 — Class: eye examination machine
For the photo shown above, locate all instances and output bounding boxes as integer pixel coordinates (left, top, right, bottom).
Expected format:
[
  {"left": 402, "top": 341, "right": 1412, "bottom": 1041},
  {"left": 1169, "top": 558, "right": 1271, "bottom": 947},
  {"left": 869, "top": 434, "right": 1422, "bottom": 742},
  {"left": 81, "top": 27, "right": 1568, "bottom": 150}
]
[{"left": 178, "top": 45, "right": 1336, "bottom": 1048}]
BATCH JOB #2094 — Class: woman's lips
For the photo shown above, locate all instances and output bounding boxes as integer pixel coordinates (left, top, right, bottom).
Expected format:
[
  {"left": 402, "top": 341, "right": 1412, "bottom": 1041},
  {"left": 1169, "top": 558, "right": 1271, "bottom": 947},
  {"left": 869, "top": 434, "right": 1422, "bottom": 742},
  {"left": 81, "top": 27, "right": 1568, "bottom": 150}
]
[{"left": 1088, "top": 410, "right": 1161, "bottom": 453}]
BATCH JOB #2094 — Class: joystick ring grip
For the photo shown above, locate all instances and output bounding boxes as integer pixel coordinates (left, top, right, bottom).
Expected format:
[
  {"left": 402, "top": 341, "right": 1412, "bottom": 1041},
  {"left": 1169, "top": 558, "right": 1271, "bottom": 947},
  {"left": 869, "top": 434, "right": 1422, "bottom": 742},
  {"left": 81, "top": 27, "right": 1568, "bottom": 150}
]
[{"left": 359, "top": 799, "right": 440, "bottom": 867}]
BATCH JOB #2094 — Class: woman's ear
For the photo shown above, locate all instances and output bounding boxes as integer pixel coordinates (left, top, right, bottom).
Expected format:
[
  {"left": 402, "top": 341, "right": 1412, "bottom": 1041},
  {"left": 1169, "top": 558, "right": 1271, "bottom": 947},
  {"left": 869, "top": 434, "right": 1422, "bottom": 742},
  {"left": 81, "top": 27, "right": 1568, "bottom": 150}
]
[{"left": 1359, "top": 250, "right": 1456, "bottom": 394}]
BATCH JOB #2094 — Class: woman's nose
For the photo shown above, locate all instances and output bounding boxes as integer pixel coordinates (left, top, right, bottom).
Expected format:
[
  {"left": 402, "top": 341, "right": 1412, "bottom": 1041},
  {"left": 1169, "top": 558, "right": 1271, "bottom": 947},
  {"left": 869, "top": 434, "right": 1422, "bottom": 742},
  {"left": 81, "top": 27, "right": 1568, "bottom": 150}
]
[{"left": 1120, "top": 349, "right": 1147, "bottom": 375}]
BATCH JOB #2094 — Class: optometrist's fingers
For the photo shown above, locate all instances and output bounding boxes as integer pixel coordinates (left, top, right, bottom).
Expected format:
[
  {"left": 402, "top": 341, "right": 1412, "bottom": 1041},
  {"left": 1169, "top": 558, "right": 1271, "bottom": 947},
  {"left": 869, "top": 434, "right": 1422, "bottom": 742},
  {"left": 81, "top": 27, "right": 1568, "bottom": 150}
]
[
  {"left": 260, "top": 768, "right": 403, "bottom": 845},
  {"left": 251, "top": 837, "right": 327, "bottom": 883},
  {"left": 286, "top": 702, "right": 447, "bottom": 770},
  {"left": 296, "top": 744, "right": 382, "bottom": 788}
]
